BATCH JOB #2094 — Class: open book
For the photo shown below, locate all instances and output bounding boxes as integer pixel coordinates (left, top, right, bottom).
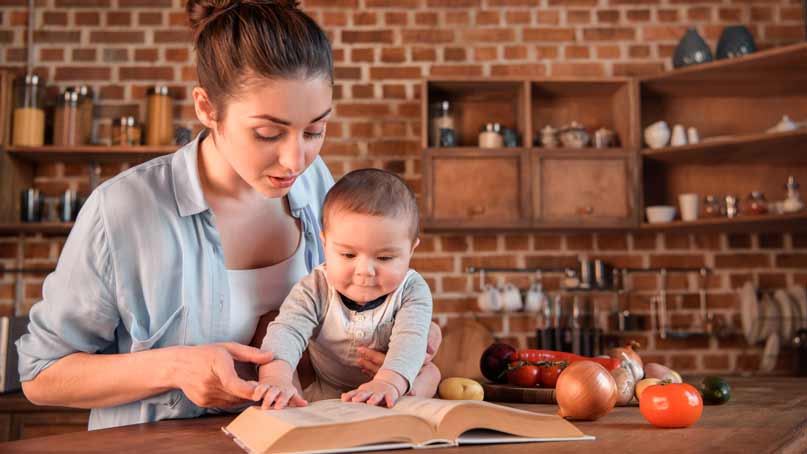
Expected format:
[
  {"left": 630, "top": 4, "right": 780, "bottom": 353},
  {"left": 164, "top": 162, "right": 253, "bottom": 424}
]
[{"left": 222, "top": 397, "right": 594, "bottom": 454}]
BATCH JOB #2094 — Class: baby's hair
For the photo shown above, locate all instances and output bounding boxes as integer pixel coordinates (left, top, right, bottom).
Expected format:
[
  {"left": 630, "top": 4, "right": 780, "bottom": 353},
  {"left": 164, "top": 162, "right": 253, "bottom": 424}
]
[{"left": 322, "top": 169, "right": 419, "bottom": 241}]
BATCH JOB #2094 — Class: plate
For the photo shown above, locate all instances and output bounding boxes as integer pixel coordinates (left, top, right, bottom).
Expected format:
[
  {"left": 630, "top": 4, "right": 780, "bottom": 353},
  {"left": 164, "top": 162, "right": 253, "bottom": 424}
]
[
  {"left": 773, "top": 290, "right": 794, "bottom": 341},
  {"left": 739, "top": 282, "right": 759, "bottom": 344},
  {"left": 788, "top": 286, "right": 807, "bottom": 330},
  {"left": 760, "top": 294, "right": 780, "bottom": 343},
  {"left": 759, "top": 332, "right": 780, "bottom": 373}
]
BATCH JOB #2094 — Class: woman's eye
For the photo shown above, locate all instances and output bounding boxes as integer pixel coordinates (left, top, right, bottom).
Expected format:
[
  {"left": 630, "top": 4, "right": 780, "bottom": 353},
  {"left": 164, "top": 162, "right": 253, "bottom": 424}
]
[
  {"left": 304, "top": 129, "right": 325, "bottom": 140},
  {"left": 254, "top": 131, "right": 282, "bottom": 142}
]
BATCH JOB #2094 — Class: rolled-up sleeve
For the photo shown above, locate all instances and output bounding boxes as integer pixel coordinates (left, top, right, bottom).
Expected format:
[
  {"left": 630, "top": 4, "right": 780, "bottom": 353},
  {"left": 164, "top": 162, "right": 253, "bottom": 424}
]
[
  {"left": 16, "top": 190, "right": 120, "bottom": 382},
  {"left": 382, "top": 272, "right": 433, "bottom": 391}
]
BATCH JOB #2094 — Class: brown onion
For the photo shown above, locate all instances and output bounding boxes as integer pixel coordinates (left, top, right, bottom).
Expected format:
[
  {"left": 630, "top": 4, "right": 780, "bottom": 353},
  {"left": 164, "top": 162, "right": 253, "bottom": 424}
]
[
  {"left": 556, "top": 361, "right": 618, "bottom": 421},
  {"left": 607, "top": 340, "right": 644, "bottom": 380},
  {"left": 610, "top": 367, "right": 635, "bottom": 406}
]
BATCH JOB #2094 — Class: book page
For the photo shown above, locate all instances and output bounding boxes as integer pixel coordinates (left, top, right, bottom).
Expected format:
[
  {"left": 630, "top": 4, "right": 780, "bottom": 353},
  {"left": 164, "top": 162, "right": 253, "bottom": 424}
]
[
  {"left": 391, "top": 397, "right": 467, "bottom": 429},
  {"left": 265, "top": 400, "right": 402, "bottom": 428}
]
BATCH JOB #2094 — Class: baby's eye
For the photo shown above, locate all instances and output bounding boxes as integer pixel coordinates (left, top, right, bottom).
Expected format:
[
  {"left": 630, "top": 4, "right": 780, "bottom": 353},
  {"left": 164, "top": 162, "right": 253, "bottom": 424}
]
[
  {"left": 341, "top": 253, "right": 355, "bottom": 259},
  {"left": 377, "top": 256, "right": 394, "bottom": 261}
]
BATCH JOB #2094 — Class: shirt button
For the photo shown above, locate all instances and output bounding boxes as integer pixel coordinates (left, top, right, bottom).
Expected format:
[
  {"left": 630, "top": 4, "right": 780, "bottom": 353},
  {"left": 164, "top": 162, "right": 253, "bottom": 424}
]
[
  {"left": 356, "top": 330, "right": 364, "bottom": 338},
  {"left": 219, "top": 299, "right": 224, "bottom": 310}
]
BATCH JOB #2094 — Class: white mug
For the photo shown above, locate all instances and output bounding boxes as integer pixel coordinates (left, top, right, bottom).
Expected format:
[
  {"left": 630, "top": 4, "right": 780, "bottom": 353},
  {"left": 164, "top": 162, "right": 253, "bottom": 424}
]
[
  {"left": 671, "top": 124, "right": 688, "bottom": 146},
  {"left": 679, "top": 193, "right": 699, "bottom": 221}
]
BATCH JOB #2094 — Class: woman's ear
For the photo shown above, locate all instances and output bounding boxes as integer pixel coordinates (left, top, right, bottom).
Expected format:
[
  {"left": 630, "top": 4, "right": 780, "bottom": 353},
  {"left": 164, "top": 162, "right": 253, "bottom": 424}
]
[{"left": 192, "top": 87, "right": 217, "bottom": 130}]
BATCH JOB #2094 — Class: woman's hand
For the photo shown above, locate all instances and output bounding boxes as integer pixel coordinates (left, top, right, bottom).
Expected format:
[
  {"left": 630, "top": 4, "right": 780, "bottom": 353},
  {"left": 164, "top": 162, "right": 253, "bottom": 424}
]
[
  {"left": 171, "top": 342, "right": 274, "bottom": 408},
  {"left": 357, "top": 322, "right": 442, "bottom": 377}
]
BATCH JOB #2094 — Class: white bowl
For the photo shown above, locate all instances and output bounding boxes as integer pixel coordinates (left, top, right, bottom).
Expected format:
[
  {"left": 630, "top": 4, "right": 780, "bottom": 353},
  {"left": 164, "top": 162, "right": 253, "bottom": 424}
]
[{"left": 645, "top": 205, "right": 676, "bottom": 223}]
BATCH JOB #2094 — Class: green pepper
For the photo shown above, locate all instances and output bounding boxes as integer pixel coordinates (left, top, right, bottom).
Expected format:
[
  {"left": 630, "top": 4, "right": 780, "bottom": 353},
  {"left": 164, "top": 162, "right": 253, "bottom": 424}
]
[{"left": 700, "top": 376, "right": 731, "bottom": 405}]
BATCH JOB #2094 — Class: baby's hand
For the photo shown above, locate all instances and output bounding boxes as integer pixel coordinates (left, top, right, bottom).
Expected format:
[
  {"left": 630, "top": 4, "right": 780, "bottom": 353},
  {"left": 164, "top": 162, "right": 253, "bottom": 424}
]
[
  {"left": 253, "top": 379, "right": 307, "bottom": 410},
  {"left": 341, "top": 379, "right": 401, "bottom": 408}
]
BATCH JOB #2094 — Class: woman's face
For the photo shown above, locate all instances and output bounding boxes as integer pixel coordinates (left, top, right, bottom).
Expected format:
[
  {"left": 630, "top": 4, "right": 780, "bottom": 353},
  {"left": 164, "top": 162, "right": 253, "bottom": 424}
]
[{"left": 203, "top": 76, "right": 333, "bottom": 199}]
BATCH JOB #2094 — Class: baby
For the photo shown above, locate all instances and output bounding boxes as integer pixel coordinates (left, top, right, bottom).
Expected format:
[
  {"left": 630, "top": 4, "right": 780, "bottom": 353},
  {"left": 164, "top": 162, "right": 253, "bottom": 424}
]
[{"left": 254, "top": 168, "right": 440, "bottom": 409}]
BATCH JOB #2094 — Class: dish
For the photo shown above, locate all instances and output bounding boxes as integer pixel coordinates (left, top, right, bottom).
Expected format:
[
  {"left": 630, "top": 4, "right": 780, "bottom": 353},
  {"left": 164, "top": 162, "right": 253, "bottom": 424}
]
[
  {"left": 759, "top": 332, "right": 780, "bottom": 373},
  {"left": 788, "top": 286, "right": 807, "bottom": 330},
  {"left": 760, "top": 294, "right": 780, "bottom": 342},
  {"left": 773, "top": 290, "right": 794, "bottom": 341},
  {"left": 646, "top": 205, "right": 676, "bottom": 223},
  {"left": 739, "top": 282, "right": 759, "bottom": 345}
]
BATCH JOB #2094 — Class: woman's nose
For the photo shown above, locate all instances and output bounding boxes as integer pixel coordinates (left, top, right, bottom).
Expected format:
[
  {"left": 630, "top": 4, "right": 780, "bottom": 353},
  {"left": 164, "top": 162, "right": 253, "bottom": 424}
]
[{"left": 277, "top": 134, "right": 306, "bottom": 175}]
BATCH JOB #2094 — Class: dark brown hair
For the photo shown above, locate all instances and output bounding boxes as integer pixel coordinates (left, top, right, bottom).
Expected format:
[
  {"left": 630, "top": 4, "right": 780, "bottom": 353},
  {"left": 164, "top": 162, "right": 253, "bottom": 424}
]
[
  {"left": 323, "top": 169, "right": 420, "bottom": 242},
  {"left": 187, "top": 0, "right": 333, "bottom": 119}
]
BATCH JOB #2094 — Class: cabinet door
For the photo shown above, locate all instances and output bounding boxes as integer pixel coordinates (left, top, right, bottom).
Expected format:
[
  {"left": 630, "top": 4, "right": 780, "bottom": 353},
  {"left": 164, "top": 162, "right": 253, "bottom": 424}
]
[
  {"left": 11, "top": 412, "right": 89, "bottom": 440},
  {"left": 423, "top": 149, "right": 531, "bottom": 229},
  {"left": 533, "top": 151, "right": 638, "bottom": 227}
]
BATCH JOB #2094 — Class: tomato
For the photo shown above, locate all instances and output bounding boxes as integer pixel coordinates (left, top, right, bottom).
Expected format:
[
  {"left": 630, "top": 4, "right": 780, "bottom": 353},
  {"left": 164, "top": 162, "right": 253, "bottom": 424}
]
[
  {"left": 507, "top": 362, "right": 541, "bottom": 387},
  {"left": 539, "top": 361, "right": 567, "bottom": 388},
  {"left": 640, "top": 383, "right": 703, "bottom": 428}
]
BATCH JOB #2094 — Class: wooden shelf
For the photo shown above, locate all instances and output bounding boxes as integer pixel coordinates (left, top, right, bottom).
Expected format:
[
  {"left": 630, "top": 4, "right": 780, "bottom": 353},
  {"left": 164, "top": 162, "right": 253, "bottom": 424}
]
[
  {"left": 641, "top": 129, "right": 807, "bottom": 164},
  {"left": 3, "top": 145, "right": 174, "bottom": 162},
  {"left": 640, "top": 211, "right": 807, "bottom": 232},
  {"left": 0, "top": 222, "right": 73, "bottom": 235},
  {"left": 641, "top": 42, "right": 807, "bottom": 97}
]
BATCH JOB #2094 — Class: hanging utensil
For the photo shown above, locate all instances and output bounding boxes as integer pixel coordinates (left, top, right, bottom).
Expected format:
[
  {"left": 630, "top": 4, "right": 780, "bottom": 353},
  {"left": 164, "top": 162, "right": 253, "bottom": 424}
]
[{"left": 658, "top": 269, "right": 668, "bottom": 339}]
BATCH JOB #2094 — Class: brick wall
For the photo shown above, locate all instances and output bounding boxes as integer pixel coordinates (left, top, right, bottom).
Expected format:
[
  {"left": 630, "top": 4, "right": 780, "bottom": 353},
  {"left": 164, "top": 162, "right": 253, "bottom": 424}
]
[{"left": 1, "top": 0, "right": 805, "bottom": 375}]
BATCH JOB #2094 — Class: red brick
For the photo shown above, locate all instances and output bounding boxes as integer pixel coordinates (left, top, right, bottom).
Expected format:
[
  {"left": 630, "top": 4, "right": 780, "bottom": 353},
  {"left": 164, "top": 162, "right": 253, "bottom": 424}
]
[
  {"left": 461, "top": 28, "right": 514, "bottom": 42},
  {"left": 568, "top": 10, "right": 592, "bottom": 24},
  {"left": 91, "top": 31, "right": 144, "bottom": 44},
  {"left": 505, "top": 11, "right": 531, "bottom": 24},
  {"left": 524, "top": 255, "right": 578, "bottom": 269},
  {"left": 354, "top": 12, "right": 378, "bottom": 26},
  {"left": 119, "top": 0, "right": 171, "bottom": 6},
  {"left": 154, "top": 30, "right": 190, "bottom": 43},
  {"left": 504, "top": 45, "right": 528, "bottom": 60},
  {"left": 590, "top": 254, "right": 643, "bottom": 268},
  {"left": 548, "top": 0, "right": 596, "bottom": 4},
  {"left": 462, "top": 255, "right": 518, "bottom": 269},
  {"left": 670, "top": 354, "right": 697, "bottom": 371},
  {"left": 366, "top": 0, "right": 417, "bottom": 6},
  {"left": 433, "top": 298, "right": 475, "bottom": 314},
  {"left": 412, "top": 47, "right": 437, "bottom": 62},
  {"left": 56, "top": 0, "right": 109, "bottom": 5},
  {"left": 343, "top": 30, "right": 395, "bottom": 44},
  {"left": 566, "top": 234, "right": 594, "bottom": 250},
  {"left": 351, "top": 48, "right": 375, "bottom": 63},
  {"left": 643, "top": 26, "right": 687, "bottom": 41},
  {"left": 663, "top": 233, "right": 690, "bottom": 250},
  {"left": 444, "top": 47, "right": 467, "bottom": 62},
  {"left": 75, "top": 11, "right": 100, "bottom": 26},
  {"left": 687, "top": 7, "right": 712, "bottom": 22},
  {"left": 54, "top": 66, "right": 111, "bottom": 81},
  {"left": 657, "top": 9, "right": 679, "bottom": 22},
  {"left": 564, "top": 45, "right": 590, "bottom": 59},
  {"left": 583, "top": 27, "right": 635, "bottom": 41},
  {"left": 523, "top": 28, "right": 576, "bottom": 42},
  {"left": 119, "top": 66, "right": 174, "bottom": 81},
  {"left": 410, "top": 257, "right": 454, "bottom": 273},
  {"left": 380, "top": 47, "right": 406, "bottom": 63},
  {"left": 766, "top": 25, "right": 803, "bottom": 41},
  {"left": 491, "top": 64, "right": 547, "bottom": 77},
  {"left": 165, "top": 48, "right": 189, "bottom": 62},
  {"left": 367, "top": 139, "right": 419, "bottom": 156},
  {"left": 44, "top": 11, "right": 67, "bottom": 26},
  {"left": 335, "top": 66, "right": 362, "bottom": 80},
  {"left": 648, "top": 254, "right": 705, "bottom": 269},
  {"left": 597, "top": 45, "right": 621, "bottom": 59},
  {"left": 718, "top": 8, "right": 742, "bottom": 22},
  {"left": 504, "top": 235, "right": 530, "bottom": 251},
  {"left": 758, "top": 273, "right": 788, "bottom": 289},
  {"left": 794, "top": 233, "right": 807, "bottom": 249},
  {"left": 402, "top": 29, "right": 455, "bottom": 44},
  {"left": 445, "top": 11, "right": 470, "bottom": 25},
  {"left": 384, "top": 12, "right": 408, "bottom": 26},
  {"left": 597, "top": 234, "right": 628, "bottom": 250},
  {"left": 322, "top": 12, "right": 347, "bottom": 27},
  {"left": 536, "top": 10, "right": 560, "bottom": 25},
  {"left": 655, "top": 334, "right": 709, "bottom": 350},
  {"left": 103, "top": 48, "right": 129, "bottom": 63},
  {"left": 595, "top": 10, "right": 618, "bottom": 23},
  {"left": 552, "top": 62, "right": 605, "bottom": 77},
  {"left": 369, "top": 66, "right": 421, "bottom": 79},
  {"left": 430, "top": 65, "right": 484, "bottom": 77},
  {"left": 714, "top": 253, "right": 770, "bottom": 269},
  {"left": 702, "top": 354, "right": 730, "bottom": 370},
  {"left": 427, "top": 0, "right": 480, "bottom": 6},
  {"left": 134, "top": 48, "right": 158, "bottom": 62},
  {"left": 533, "top": 234, "right": 562, "bottom": 250},
  {"left": 33, "top": 31, "right": 81, "bottom": 43},
  {"left": 751, "top": 7, "right": 773, "bottom": 22},
  {"left": 104, "top": 11, "right": 131, "bottom": 27},
  {"left": 442, "top": 276, "right": 470, "bottom": 293},
  {"left": 40, "top": 48, "right": 64, "bottom": 62},
  {"left": 351, "top": 84, "right": 374, "bottom": 99},
  {"left": 472, "top": 235, "right": 498, "bottom": 252},
  {"left": 474, "top": 47, "right": 498, "bottom": 61},
  {"left": 626, "top": 9, "right": 651, "bottom": 22}
]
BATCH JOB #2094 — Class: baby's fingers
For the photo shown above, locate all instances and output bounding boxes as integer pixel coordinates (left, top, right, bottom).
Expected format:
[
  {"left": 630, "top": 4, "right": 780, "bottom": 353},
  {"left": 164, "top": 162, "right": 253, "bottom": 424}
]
[
  {"left": 261, "top": 387, "right": 281, "bottom": 410},
  {"left": 341, "top": 390, "right": 360, "bottom": 402},
  {"left": 288, "top": 393, "right": 308, "bottom": 408},
  {"left": 366, "top": 393, "right": 385, "bottom": 406}
]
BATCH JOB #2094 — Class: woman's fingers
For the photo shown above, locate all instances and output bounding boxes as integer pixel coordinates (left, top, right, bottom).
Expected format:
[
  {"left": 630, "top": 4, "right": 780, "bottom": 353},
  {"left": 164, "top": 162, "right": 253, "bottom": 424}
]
[
  {"left": 222, "top": 342, "right": 274, "bottom": 365},
  {"left": 356, "top": 347, "right": 384, "bottom": 374}
]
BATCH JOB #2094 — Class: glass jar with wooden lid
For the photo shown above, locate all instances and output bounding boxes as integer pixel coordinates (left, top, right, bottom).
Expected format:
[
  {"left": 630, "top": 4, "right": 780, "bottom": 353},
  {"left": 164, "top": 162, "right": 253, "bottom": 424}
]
[
  {"left": 12, "top": 74, "right": 45, "bottom": 146},
  {"left": 53, "top": 90, "right": 81, "bottom": 146},
  {"left": 146, "top": 85, "right": 173, "bottom": 146}
]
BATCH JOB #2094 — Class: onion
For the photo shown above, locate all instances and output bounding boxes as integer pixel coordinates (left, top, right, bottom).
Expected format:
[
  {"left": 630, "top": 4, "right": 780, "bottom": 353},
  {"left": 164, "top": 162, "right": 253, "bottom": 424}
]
[
  {"left": 556, "top": 361, "right": 618, "bottom": 421},
  {"left": 610, "top": 367, "right": 635, "bottom": 406},
  {"left": 644, "top": 363, "right": 681, "bottom": 383},
  {"left": 607, "top": 341, "right": 644, "bottom": 380}
]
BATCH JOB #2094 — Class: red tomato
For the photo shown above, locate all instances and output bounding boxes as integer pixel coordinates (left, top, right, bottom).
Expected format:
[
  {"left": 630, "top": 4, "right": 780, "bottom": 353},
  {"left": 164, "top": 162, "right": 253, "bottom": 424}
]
[
  {"left": 640, "top": 383, "right": 703, "bottom": 428},
  {"left": 539, "top": 362, "right": 566, "bottom": 388},
  {"left": 507, "top": 363, "right": 541, "bottom": 387}
]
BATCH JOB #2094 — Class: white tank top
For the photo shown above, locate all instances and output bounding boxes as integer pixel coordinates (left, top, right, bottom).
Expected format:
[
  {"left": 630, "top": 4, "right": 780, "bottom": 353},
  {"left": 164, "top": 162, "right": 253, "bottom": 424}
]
[{"left": 225, "top": 235, "right": 308, "bottom": 345}]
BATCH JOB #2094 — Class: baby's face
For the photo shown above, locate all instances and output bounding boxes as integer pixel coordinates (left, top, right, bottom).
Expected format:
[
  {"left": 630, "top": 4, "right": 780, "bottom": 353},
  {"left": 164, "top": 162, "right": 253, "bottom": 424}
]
[{"left": 321, "top": 211, "right": 418, "bottom": 303}]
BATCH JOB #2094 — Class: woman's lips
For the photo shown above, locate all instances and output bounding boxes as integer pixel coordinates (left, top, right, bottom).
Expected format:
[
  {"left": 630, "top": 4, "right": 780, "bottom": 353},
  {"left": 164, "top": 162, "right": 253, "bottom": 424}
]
[{"left": 266, "top": 175, "right": 297, "bottom": 188}]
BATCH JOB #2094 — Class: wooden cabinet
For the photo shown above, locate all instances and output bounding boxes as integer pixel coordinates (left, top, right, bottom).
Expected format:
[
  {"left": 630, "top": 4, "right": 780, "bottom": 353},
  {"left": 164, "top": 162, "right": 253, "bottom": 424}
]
[
  {"left": 422, "top": 149, "right": 531, "bottom": 229},
  {"left": 533, "top": 151, "right": 639, "bottom": 228},
  {"left": 0, "top": 392, "right": 89, "bottom": 441}
]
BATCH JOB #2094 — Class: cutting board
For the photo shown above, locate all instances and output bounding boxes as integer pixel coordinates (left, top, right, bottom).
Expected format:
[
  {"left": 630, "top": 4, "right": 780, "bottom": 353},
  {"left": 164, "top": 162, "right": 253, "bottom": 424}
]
[
  {"left": 432, "top": 318, "right": 493, "bottom": 381},
  {"left": 483, "top": 383, "right": 558, "bottom": 404}
]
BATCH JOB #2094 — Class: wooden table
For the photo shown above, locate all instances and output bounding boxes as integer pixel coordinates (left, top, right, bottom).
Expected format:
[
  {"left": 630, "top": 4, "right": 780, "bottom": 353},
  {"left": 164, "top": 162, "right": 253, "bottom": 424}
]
[{"left": 1, "top": 377, "right": 805, "bottom": 454}]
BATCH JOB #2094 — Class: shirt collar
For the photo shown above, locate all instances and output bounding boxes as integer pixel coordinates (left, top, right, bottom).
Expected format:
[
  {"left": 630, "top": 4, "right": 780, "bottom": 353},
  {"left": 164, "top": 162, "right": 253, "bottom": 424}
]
[
  {"left": 171, "top": 130, "right": 209, "bottom": 217},
  {"left": 171, "top": 129, "right": 313, "bottom": 217}
]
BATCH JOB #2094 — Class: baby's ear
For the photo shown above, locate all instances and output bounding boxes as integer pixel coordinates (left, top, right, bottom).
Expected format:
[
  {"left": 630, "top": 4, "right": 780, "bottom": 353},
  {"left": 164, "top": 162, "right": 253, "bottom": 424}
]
[
  {"left": 410, "top": 237, "right": 420, "bottom": 253},
  {"left": 319, "top": 230, "right": 326, "bottom": 245}
]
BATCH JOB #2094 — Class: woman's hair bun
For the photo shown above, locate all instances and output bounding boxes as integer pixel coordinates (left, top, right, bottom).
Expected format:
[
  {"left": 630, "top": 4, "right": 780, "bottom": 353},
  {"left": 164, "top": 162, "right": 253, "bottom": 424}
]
[{"left": 187, "top": 0, "right": 300, "bottom": 39}]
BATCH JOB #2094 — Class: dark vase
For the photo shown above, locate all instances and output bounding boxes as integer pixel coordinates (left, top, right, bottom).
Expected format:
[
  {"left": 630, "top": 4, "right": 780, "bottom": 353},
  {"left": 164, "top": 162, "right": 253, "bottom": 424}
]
[
  {"left": 673, "top": 28, "right": 713, "bottom": 69},
  {"left": 716, "top": 25, "right": 757, "bottom": 59}
]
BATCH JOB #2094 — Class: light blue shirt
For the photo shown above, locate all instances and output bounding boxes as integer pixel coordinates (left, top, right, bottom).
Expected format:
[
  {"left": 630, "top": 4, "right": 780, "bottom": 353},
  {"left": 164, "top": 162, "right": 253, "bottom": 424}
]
[{"left": 15, "top": 131, "right": 334, "bottom": 430}]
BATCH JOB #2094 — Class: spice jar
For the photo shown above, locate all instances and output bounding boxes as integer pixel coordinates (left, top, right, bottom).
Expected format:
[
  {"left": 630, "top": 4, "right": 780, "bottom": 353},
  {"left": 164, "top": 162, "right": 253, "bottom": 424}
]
[
  {"left": 703, "top": 195, "right": 722, "bottom": 218},
  {"left": 430, "top": 100, "right": 455, "bottom": 147},
  {"left": 745, "top": 191, "right": 768, "bottom": 215},
  {"left": 146, "top": 85, "right": 173, "bottom": 146},
  {"left": 478, "top": 123, "right": 503, "bottom": 148},
  {"left": 112, "top": 116, "right": 141, "bottom": 146},
  {"left": 68, "top": 85, "right": 94, "bottom": 144},
  {"left": 53, "top": 90, "right": 80, "bottom": 146},
  {"left": 12, "top": 74, "right": 45, "bottom": 146}
]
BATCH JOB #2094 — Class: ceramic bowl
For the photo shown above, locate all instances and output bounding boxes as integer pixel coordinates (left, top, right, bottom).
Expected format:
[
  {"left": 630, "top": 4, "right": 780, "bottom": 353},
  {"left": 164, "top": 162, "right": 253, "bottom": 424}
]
[
  {"left": 644, "top": 121, "right": 671, "bottom": 149},
  {"left": 645, "top": 205, "right": 676, "bottom": 223}
]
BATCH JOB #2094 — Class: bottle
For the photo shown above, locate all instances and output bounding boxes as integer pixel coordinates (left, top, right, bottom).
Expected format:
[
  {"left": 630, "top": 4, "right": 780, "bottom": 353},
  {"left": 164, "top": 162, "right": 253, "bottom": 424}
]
[
  {"left": 430, "top": 100, "right": 455, "bottom": 147},
  {"left": 53, "top": 90, "right": 81, "bottom": 146},
  {"left": 146, "top": 85, "right": 173, "bottom": 146},
  {"left": 12, "top": 74, "right": 45, "bottom": 146},
  {"left": 68, "top": 85, "right": 94, "bottom": 144},
  {"left": 744, "top": 191, "right": 768, "bottom": 215},
  {"left": 703, "top": 195, "right": 722, "bottom": 218},
  {"left": 113, "top": 116, "right": 141, "bottom": 146},
  {"left": 478, "top": 123, "right": 503, "bottom": 148},
  {"left": 783, "top": 176, "right": 804, "bottom": 213}
]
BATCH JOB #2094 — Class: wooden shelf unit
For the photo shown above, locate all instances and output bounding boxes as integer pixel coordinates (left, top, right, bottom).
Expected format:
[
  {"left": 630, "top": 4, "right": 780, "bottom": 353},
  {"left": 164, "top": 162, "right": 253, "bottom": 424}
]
[
  {"left": 0, "top": 222, "right": 73, "bottom": 235},
  {"left": 640, "top": 211, "right": 807, "bottom": 233},
  {"left": 4, "top": 145, "right": 174, "bottom": 163}
]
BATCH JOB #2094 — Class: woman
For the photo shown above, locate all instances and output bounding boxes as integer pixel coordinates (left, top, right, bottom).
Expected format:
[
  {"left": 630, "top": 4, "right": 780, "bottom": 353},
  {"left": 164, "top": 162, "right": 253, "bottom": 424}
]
[{"left": 16, "top": 0, "right": 440, "bottom": 430}]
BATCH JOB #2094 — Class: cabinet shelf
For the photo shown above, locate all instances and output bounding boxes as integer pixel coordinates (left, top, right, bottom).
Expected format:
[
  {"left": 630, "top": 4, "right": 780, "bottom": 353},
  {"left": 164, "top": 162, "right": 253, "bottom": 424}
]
[
  {"left": 640, "top": 211, "right": 807, "bottom": 232},
  {"left": 641, "top": 129, "right": 807, "bottom": 165},
  {"left": 3, "top": 145, "right": 174, "bottom": 163},
  {"left": 0, "top": 222, "right": 73, "bottom": 235}
]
